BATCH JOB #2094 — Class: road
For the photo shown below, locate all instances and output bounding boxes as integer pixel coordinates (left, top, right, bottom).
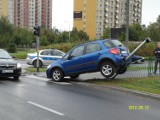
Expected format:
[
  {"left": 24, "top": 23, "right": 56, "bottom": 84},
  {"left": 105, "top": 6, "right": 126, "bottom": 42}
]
[{"left": 0, "top": 75, "right": 160, "bottom": 120}]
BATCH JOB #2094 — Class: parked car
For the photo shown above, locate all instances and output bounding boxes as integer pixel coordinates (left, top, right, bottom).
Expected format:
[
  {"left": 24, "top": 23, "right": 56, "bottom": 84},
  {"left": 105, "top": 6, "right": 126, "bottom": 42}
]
[
  {"left": 131, "top": 55, "right": 145, "bottom": 63},
  {"left": 46, "top": 39, "right": 130, "bottom": 81},
  {"left": 26, "top": 49, "right": 65, "bottom": 67},
  {"left": 0, "top": 49, "right": 22, "bottom": 80}
]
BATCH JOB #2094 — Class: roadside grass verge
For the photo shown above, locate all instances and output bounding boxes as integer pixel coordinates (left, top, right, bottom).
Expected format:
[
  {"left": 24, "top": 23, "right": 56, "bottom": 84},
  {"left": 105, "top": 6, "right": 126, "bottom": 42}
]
[
  {"left": 10, "top": 51, "right": 28, "bottom": 59},
  {"left": 86, "top": 76, "right": 160, "bottom": 94},
  {"left": 24, "top": 67, "right": 46, "bottom": 73}
]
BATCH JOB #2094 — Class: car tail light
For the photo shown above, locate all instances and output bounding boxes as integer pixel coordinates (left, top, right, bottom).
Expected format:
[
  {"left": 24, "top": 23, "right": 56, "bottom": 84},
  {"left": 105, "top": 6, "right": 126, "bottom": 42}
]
[{"left": 109, "top": 48, "right": 120, "bottom": 54}]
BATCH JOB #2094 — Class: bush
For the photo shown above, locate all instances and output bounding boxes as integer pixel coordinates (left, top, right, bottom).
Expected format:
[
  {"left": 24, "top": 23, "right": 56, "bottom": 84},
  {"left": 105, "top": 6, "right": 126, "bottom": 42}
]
[
  {"left": 7, "top": 43, "right": 16, "bottom": 53},
  {"left": 128, "top": 41, "right": 156, "bottom": 57},
  {"left": 44, "top": 41, "right": 84, "bottom": 52}
]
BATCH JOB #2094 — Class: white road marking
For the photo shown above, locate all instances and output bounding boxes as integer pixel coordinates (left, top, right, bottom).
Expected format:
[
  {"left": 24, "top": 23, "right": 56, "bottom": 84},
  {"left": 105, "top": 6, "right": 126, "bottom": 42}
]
[
  {"left": 26, "top": 75, "right": 50, "bottom": 81},
  {"left": 28, "top": 101, "right": 65, "bottom": 116},
  {"left": 26, "top": 75, "right": 73, "bottom": 85},
  {"left": 49, "top": 81, "right": 72, "bottom": 85}
]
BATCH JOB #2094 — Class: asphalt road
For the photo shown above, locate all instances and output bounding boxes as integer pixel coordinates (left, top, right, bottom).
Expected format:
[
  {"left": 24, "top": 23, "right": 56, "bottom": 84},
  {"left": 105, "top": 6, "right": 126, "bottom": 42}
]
[{"left": 0, "top": 75, "right": 160, "bottom": 120}]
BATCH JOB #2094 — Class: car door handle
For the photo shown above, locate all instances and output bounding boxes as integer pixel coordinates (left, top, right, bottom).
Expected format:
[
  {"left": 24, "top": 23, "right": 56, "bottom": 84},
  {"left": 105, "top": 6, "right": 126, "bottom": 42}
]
[{"left": 98, "top": 53, "right": 102, "bottom": 55}]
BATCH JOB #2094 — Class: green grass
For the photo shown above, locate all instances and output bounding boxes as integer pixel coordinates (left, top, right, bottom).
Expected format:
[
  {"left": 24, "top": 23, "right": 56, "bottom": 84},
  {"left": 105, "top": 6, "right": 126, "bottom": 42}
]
[
  {"left": 10, "top": 51, "right": 28, "bottom": 59},
  {"left": 25, "top": 67, "right": 46, "bottom": 73},
  {"left": 127, "top": 65, "right": 149, "bottom": 71},
  {"left": 87, "top": 76, "right": 160, "bottom": 94}
]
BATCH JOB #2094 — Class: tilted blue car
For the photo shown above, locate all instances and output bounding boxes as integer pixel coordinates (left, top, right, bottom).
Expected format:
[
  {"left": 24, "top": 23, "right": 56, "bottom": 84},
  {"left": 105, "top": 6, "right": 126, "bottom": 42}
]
[{"left": 46, "top": 39, "right": 130, "bottom": 81}]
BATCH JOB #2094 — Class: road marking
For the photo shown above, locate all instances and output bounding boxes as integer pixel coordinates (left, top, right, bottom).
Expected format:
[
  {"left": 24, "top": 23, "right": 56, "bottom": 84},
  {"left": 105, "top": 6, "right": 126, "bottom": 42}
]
[
  {"left": 26, "top": 75, "right": 72, "bottom": 85},
  {"left": 26, "top": 75, "right": 49, "bottom": 81},
  {"left": 28, "top": 101, "right": 65, "bottom": 116},
  {"left": 49, "top": 81, "right": 72, "bottom": 85}
]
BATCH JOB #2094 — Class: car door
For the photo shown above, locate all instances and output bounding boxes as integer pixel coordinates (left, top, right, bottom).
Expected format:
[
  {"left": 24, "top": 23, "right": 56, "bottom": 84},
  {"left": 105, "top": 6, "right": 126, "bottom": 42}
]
[
  {"left": 62, "top": 45, "right": 85, "bottom": 74},
  {"left": 82, "top": 43, "right": 102, "bottom": 71},
  {"left": 40, "top": 50, "right": 51, "bottom": 65}
]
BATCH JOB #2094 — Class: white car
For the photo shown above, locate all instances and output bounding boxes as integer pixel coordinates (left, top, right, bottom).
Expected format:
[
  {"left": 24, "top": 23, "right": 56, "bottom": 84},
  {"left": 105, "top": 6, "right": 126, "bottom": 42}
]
[{"left": 26, "top": 49, "right": 65, "bottom": 67}]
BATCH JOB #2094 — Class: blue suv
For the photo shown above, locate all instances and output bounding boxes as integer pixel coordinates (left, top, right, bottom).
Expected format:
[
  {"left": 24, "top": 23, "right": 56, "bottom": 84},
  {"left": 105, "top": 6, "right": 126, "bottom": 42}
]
[{"left": 46, "top": 39, "right": 129, "bottom": 81}]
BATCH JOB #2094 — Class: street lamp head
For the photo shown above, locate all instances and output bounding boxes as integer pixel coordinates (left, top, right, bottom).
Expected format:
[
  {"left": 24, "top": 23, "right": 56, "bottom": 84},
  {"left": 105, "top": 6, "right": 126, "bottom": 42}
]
[{"left": 145, "top": 37, "right": 151, "bottom": 43}]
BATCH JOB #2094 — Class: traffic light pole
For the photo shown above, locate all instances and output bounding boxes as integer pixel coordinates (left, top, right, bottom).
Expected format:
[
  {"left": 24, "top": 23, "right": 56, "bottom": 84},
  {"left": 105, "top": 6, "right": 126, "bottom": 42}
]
[{"left": 36, "top": 36, "right": 40, "bottom": 73}]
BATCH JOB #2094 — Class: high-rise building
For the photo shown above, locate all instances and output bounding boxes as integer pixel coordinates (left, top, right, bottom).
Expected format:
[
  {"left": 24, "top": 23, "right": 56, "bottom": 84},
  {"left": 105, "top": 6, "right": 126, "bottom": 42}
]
[
  {"left": 4, "top": 0, "right": 52, "bottom": 29},
  {"left": 74, "top": 0, "right": 142, "bottom": 39},
  {"left": 0, "top": 0, "right": 8, "bottom": 17}
]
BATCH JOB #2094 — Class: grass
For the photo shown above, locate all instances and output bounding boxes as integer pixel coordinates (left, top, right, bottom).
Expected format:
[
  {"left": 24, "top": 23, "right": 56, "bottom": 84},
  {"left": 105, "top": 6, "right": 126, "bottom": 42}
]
[
  {"left": 86, "top": 76, "right": 160, "bottom": 94},
  {"left": 10, "top": 51, "right": 28, "bottom": 59},
  {"left": 127, "top": 65, "right": 148, "bottom": 71},
  {"left": 24, "top": 67, "right": 46, "bottom": 73}
]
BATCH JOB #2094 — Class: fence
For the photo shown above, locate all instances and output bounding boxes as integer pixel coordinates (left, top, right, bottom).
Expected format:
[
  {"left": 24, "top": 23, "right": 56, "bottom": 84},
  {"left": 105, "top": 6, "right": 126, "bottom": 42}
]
[{"left": 117, "top": 57, "right": 159, "bottom": 79}]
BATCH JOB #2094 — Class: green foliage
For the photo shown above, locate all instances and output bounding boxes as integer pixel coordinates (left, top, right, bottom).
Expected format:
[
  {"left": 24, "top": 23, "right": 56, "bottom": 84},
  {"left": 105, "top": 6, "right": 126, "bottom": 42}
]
[
  {"left": 7, "top": 43, "right": 16, "bottom": 53},
  {"left": 129, "top": 23, "right": 144, "bottom": 41},
  {"left": 0, "top": 17, "right": 89, "bottom": 50},
  {"left": 128, "top": 41, "right": 156, "bottom": 57},
  {"left": 10, "top": 51, "right": 28, "bottom": 59},
  {"left": 101, "top": 27, "right": 111, "bottom": 39},
  {"left": 45, "top": 42, "right": 83, "bottom": 52}
]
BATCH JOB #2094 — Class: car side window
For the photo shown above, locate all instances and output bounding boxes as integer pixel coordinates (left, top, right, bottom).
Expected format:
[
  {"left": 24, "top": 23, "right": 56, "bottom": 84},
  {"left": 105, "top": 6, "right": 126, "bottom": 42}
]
[
  {"left": 71, "top": 45, "right": 84, "bottom": 57},
  {"left": 103, "top": 41, "right": 113, "bottom": 48},
  {"left": 40, "top": 50, "right": 50, "bottom": 55},
  {"left": 51, "top": 50, "right": 63, "bottom": 56},
  {"left": 86, "top": 43, "right": 101, "bottom": 54}
]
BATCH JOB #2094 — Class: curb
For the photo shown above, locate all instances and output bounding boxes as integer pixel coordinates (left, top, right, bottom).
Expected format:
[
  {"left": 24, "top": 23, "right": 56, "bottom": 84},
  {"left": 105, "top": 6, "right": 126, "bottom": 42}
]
[{"left": 75, "top": 82, "right": 160, "bottom": 101}]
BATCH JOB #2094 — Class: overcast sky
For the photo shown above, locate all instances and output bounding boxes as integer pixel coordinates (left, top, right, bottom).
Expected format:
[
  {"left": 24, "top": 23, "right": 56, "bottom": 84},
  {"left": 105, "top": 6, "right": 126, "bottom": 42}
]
[{"left": 52, "top": 0, "right": 160, "bottom": 31}]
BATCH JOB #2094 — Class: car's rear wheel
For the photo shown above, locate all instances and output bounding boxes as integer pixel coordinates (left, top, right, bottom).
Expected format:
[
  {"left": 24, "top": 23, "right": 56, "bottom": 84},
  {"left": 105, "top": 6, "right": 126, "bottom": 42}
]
[
  {"left": 100, "top": 62, "right": 117, "bottom": 79},
  {"left": 52, "top": 68, "right": 64, "bottom": 82},
  {"left": 33, "top": 60, "right": 42, "bottom": 68},
  {"left": 70, "top": 74, "right": 79, "bottom": 79}
]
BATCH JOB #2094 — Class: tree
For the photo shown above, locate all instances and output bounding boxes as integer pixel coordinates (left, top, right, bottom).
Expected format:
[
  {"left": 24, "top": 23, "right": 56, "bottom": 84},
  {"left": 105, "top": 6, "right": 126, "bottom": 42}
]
[
  {"left": 129, "top": 23, "right": 143, "bottom": 41},
  {"left": 101, "top": 28, "right": 111, "bottom": 39}
]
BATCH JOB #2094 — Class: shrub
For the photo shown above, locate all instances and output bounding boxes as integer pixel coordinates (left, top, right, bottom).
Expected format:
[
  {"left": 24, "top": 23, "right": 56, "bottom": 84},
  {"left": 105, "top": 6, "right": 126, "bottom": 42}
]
[{"left": 7, "top": 43, "right": 16, "bottom": 53}]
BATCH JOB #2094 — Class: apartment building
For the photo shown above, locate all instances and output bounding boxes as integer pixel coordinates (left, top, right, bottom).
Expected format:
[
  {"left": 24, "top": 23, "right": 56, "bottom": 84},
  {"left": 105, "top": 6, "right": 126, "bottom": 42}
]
[
  {"left": 0, "top": 0, "right": 8, "bottom": 17},
  {"left": 0, "top": 0, "right": 52, "bottom": 29},
  {"left": 13, "top": 0, "right": 52, "bottom": 29},
  {"left": 74, "top": 0, "right": 142, "bottom": 39}
]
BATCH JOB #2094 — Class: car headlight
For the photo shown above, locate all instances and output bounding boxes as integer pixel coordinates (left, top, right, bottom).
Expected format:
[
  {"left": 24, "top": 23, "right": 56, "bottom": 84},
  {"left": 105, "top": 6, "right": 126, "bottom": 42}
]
[
  {"left": 47, "top": 64, "right": 51, "bottom": 69},
  {"left": 17, "top": 63, "right": 21, "bottom": 68}
]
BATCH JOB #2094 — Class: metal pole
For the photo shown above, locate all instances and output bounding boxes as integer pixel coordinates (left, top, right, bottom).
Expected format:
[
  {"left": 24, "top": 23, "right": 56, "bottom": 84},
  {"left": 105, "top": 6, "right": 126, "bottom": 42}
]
[
  {"left": 125, "top": 0, "right": 129, "bottom": 48},
  {"left": 69, "top": 28, "right": 70, "bottom": 41},
  {"left": 126, "top": 37, "right": 151, "bottom": 61},
  {"left": 69, "top": 23, "right": 70, "bottom": 41},
  {"left": 36, "top": 36, "right": 40, "bottom": 72}
]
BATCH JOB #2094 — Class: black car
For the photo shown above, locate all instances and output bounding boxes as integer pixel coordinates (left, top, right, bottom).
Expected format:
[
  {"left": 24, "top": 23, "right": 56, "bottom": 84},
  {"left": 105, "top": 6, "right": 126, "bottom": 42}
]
[{"left": 0, "top": 49, "right": 22, "bottom": 80}]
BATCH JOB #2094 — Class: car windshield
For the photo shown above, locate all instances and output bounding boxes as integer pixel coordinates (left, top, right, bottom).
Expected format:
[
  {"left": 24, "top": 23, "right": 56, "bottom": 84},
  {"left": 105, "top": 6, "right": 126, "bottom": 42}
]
[{"left": 0, "top": 49, "right": 12, "bottom": 59}]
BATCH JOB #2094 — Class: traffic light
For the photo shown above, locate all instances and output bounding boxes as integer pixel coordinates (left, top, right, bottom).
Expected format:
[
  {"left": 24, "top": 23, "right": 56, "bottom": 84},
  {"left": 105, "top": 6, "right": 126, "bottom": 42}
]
[{"left": 34, "top": 26, "right": 40, "bottom": 37}]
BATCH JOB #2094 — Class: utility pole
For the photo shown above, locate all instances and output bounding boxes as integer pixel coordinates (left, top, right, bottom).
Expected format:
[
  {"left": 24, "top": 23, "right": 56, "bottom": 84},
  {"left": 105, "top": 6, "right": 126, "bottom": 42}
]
[
  {"left": 125, "top": 0, "right": 129, "bottom": 48},
  {"left": 33, "top": 26, "right": 40, "bottom": 73}
]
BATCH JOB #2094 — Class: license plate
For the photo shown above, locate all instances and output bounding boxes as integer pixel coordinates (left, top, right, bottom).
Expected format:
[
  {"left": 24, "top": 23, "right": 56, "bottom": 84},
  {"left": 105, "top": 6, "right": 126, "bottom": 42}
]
[{"left": 2, "top": 70, "right": 14, "bottom": 73}]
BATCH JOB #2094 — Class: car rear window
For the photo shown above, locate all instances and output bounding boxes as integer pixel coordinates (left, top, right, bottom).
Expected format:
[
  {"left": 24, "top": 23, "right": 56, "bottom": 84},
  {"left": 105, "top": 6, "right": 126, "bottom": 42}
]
[{"left": 103, "top": 40, "right": 125, "bottom": 48}]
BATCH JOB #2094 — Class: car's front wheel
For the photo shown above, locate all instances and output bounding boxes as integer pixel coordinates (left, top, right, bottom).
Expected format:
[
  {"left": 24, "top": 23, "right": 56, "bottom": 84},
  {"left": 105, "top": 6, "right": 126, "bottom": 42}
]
[
  {"left": 100, "top": 62, "right": 117, "bottom": 79},
  {"left": 52, "top": 68, "right": 64, "bottom": 82}
]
